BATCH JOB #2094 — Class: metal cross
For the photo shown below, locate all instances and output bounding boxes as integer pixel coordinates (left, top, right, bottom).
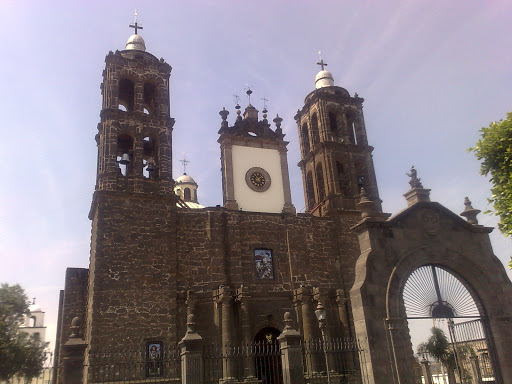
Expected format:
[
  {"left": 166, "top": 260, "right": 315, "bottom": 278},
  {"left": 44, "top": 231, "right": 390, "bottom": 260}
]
[
  {"left": 233, "top": 94, "right": 240, "bottom": 106},
  {"left": 180, "top": 155, "right": 190, "bottom": 174},
  {"left": 261, "top": 96, "right": 268, "bottom": 110},
  {"left": 317, "top": 50, "right": 328, "bottom": 70},
  {"left": 129, "top": 10, "right": 143, "bottom": 34},
  {"left": 317, "top": 59, "right": 328, "bottom": 70}
]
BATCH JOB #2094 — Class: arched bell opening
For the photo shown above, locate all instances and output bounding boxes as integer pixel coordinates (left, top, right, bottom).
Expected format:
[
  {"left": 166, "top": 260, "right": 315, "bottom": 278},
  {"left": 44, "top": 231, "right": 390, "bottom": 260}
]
[
  {"left": 306, "top": 171, "right": 315, "bottom": 211},
  {"left": 116, "top": 134, "right": 134, "bottom": 176},
  {"left": 119, "top": 78, "right": 135, "bottom": 112},
  {"left": 143, "top": 82, "right": 158, "bottom": 115},
  {"left": 401, "top": 264, "right": 498, "bottom": 384},
  {"left": 142, "top": 136, "right": 158, "bottom": 179}
]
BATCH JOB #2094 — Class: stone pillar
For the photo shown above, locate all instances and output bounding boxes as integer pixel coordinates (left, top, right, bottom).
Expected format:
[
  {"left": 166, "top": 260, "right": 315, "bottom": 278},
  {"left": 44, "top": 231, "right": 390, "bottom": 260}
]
[
  {"left": 294, "top": 286, "right": 320, "bottom": 373},
  {"left": 469, "top": 356, "right": 483, "bottom": 384},
  {"left": 236, "top": 286, "right": 257, "bottom": 381},
  {"left": 179, "top": 314, "right": 204, "bottom": 384},
  {"left": 385, "top": 318, "right": 416, "bottom": 384},
  {"left": 61, "top": 317, "right": 87, "bottom": 384},
  {"left": 217, "top": 286, "right": 236, "bottom": 383},
  {"left": 420, "top": 359, "right": 433, "bottom": 384},
  {"left": 278, "top": 312, "right": 305, "bottom": 384}
]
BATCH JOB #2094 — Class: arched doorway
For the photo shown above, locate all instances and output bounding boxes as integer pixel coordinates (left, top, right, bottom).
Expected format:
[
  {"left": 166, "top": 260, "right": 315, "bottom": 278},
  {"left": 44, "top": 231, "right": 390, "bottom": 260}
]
[
  {"left": 402, "top": 264, "right": 499, "bottom": 384},
  {"left": 253, "top": 327, "right": 283, "bottom": 384}
]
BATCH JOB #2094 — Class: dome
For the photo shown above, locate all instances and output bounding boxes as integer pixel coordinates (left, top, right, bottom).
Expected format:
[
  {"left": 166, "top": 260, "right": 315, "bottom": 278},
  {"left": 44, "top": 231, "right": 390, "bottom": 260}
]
[
  {"left": 315, "top": 70, "right": 334, "bottom": 89},
  {"left": 29, "top": 303, "right": 42, "bottom": 312},
  {"left": 175, "top": 173, "right": 197, "bottom": 185},
  {"left": 125, "top": 34, "right": 146, "bottom": 51}
]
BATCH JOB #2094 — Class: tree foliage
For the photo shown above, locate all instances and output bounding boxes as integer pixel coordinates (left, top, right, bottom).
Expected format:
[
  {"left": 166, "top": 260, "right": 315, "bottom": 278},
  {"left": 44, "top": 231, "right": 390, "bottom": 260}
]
[
  {"left": 0, "top": 283, "right": 48, "bottom": 381},
  {"left": 417, "top": 327, "right": 455, "bottom": 369},
  {"left": 470, "top": 112, "right": 512, "bottom": 240}
]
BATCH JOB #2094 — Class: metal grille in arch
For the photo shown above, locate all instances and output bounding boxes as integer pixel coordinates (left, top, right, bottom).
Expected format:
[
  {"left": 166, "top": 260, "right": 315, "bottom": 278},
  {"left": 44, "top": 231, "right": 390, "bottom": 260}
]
[{"left": 403, "top": 264, "right": 480, "bottom": 319}]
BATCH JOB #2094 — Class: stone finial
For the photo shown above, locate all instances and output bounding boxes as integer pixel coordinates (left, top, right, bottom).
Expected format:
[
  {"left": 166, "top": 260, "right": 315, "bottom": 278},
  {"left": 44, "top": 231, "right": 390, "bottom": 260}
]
[
  {"left": 283, "top": 312, "right": 293, "bottom": 330},
  {"left": 219, "top": 107, "right": 229, "bottom": 128},
  {"left": 70, "top": 316, "right": 81, "bottom": 338},
  {"left": 186, "top": 314, "right": 197, "bottom": 334},
  {"left": 460, "top": 197, "right": 481, "bottom": 225},
  {"left": 356, "top": 187, "right": 375, "bottom": 218},
  {"left": 406, "top": 165, "right": 423, "bottom": 189}
]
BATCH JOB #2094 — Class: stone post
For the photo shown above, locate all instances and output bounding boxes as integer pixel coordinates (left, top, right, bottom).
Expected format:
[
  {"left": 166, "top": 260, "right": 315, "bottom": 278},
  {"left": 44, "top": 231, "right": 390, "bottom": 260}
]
[
  {"left": 236, "top": 286, "right": 258, "bottom": 382},
  {"left": 420, "top": 359, "right": 433, "bottom": 384},
  {"left": 179, "top": 314, "right": 204, "bottom": 384},
  {"left": 469, "top": 355, "right": 483, "bottom": 384},
  {"left": 61, "top": 317, "right": 87, "bottom": 384},
  {"left": 294, "top": 286, "right": 321, "bottom": 373},
  {"left": 277, "top": 312, "right": 305, "bottom": 384},
  {"left": 218, "top": 286, "right": 236, "bottom": 383}
]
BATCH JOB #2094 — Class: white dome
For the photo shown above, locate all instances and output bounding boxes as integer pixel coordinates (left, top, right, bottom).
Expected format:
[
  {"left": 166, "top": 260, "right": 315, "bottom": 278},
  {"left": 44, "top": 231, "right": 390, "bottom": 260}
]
[
  {"left": 315, "top": 70, "right": 334, "bottom": 88},
  {"left": 29, "top": 303, "right": 42, "bottom": 312},
  {"left": 125, "top": 34, "right": 146, "bottom": 51},
  {"left": 175, "top": 173, "right": 197, "bottom": 185}
]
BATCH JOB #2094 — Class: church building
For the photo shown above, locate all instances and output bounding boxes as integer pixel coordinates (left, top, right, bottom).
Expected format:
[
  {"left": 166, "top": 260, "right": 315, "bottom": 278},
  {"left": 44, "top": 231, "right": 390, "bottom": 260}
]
[{"left": 54, "top": 24, "right": 512, "bottom": 384}]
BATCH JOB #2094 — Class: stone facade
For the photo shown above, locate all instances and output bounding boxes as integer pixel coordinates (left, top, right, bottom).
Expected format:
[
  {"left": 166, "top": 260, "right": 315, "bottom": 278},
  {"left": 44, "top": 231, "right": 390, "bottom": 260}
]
[{"left": 54, "top": 31, "right": 512, "bottom": 384}]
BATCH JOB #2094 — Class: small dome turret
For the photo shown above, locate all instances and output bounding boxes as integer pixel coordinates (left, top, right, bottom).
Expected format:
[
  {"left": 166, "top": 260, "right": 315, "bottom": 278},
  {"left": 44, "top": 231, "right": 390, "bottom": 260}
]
[
  {"left": 125, "top": 34, "right": 146, "bottom": 51},
  {"left": 315, "top": 70, "right": 334, "bottom": 89}
]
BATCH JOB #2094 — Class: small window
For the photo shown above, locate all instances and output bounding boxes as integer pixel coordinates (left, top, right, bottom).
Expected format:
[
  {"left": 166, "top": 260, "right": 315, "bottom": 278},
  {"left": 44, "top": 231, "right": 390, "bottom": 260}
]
[
  {"left": 34, "top": 332, "right": 40, "bottom": 340},
  {"left": 146, "top": 341, "right": 163, "bottom": 378},
  {"left": 29, "top": 316, "right": 36, "bottom": 327},
  {"left": 254, "top": 249, "right": 274, "bottom": 279},
  {"left": 184, "top": 188, "right": 191, "bottom": 201}
]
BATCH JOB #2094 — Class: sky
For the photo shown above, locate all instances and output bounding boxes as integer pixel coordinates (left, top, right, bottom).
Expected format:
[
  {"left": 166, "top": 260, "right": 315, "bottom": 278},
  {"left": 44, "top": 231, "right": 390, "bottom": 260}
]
[{"left": 1, "top": 0, "right": 511, "bottom": 354}]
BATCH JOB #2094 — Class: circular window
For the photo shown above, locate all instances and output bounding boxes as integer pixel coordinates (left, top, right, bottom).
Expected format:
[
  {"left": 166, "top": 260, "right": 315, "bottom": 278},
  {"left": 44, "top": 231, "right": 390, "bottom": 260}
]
[{"left": 245, "top": 167, "right": 271, "bottom": 192}]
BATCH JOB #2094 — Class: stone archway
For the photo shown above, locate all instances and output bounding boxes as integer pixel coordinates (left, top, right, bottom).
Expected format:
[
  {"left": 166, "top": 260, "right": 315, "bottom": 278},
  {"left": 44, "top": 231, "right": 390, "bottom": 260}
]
[
  {"left": 350, "top": 203, "right": 512, "bottom": 384},
  {"left": 253, "top": 327, "right": 283, "bottom": 384}
]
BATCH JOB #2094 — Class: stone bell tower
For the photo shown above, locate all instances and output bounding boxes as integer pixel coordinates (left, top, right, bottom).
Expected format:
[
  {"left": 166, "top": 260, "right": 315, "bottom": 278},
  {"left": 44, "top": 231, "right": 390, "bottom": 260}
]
[
  {"left": 295, "top": 60, "right": 381, "bottom": 216},
  {"left": 86, "top": 20, "right": 179, "bottom": 352}
]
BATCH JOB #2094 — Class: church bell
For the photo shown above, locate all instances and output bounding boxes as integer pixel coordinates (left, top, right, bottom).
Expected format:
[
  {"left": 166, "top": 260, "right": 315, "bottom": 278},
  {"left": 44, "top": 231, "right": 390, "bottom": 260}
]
[{"left": 119, "top": 153, "right": 131, "bottom": 165}]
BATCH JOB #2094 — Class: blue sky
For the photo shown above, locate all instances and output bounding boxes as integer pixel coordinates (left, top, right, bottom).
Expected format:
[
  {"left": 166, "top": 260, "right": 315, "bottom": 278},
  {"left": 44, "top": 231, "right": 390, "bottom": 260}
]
[{"left": 1, "top": 1, "right": 511, "bottom": 352}]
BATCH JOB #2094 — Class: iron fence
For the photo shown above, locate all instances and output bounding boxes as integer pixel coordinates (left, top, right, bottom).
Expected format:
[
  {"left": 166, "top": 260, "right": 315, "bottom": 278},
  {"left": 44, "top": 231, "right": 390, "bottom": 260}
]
[{"left": 40, "top": 337, "right": 366, "bottom": 384}]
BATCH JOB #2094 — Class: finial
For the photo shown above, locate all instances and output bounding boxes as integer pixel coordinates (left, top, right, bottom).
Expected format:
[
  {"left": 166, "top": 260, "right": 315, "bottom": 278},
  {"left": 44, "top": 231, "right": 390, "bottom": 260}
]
[
  {"left": 460, "top": 197, "right": 481, "bottom": 225},
  {"left": 220, "top": 107, "right": 229, "bottom": 128},
  {"left": 245, "top": 85, "right": 253, "bottom": 104},
  {"left": 186, "top": 314, "right": 197, "bottom": 334},
  {"left": 406, "top": 165, "right": 423, "bottom": 189},
  {"left": 129, "top": 10, "right": 143, "bottom": 35},
  {"left": 283, "top": 312, "right": 293, "bottom": 330},
  {"left": 261, "top": 97, "right": 268, "bottom": 119},
  {"left": 180, "top": 155, "right": 190, "bottom": 174},
  {"left": 317, "top": 50, "right": 328, "bottom": 70},
  {"left": 273, "top": 114, "right": 283, "bottom": 131},
  {"left": 32, "top": 297, "right": 36, "bottom": 305},
  {"left": 70, "top": 317, "right": 81, "bottom": 338}
]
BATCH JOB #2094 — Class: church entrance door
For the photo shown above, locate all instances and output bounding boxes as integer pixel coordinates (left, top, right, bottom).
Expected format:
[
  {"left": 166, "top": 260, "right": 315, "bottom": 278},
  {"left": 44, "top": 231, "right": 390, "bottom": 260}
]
[{"left": 253, "top": 327, "right": 283, "bottom": 384}]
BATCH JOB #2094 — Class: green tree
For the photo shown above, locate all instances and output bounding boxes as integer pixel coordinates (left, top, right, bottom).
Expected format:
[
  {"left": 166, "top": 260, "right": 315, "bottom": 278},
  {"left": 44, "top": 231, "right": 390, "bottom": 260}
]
[
  {"left": 470, "top": 113, "right": 512, "bottom": 240},
  {"left": 417, "top": 327, "right": 456, "bottom": 384},
  {"left": 0, "top": 283, "right": 48, "bottom": 381}
]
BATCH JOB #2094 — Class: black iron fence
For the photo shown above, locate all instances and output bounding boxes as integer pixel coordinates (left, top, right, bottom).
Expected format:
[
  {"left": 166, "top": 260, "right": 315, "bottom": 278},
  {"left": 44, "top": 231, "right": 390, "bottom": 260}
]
[{"left": 16, "top": 337, "right": 365, "bottom": 384}]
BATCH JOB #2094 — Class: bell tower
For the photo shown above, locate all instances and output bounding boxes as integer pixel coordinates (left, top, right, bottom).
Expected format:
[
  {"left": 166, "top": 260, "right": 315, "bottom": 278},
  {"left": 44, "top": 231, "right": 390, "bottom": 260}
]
[
  {"left": 86, "top": 20, "right": 179, "bottom": 352},
  {"left": 295, "top": 61, "right": 381, "bottom": 216},
  {"left": 95, "top": 20, "right": 174, "bottom": 195}
]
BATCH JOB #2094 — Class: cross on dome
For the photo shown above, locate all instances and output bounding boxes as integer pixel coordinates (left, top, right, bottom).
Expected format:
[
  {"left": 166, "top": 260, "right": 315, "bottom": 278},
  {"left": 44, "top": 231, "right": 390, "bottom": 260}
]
[
  {"left": 129, "top": 10, "right": 143, "bottom": 35},
  {"left": 180, "top": 155, "right": 190, "bottom": 174}
]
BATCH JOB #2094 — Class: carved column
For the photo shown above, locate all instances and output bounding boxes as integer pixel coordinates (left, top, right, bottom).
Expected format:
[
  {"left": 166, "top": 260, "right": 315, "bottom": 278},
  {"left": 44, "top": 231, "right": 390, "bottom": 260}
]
[
  {"left": 278, "top": 312, "right": 306, "bottom": 384},
  {"left": 294, "top": 286, "right": 320, "bottom": 373},
  {"left": 236, "top": 286, "right": 257, "bottom": 381},
  {"left": 216, "top": 286, "right": 236, "bottom": 383},
  {"left": 179, "top": 314, "right": 204, "bottom": 384}
]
